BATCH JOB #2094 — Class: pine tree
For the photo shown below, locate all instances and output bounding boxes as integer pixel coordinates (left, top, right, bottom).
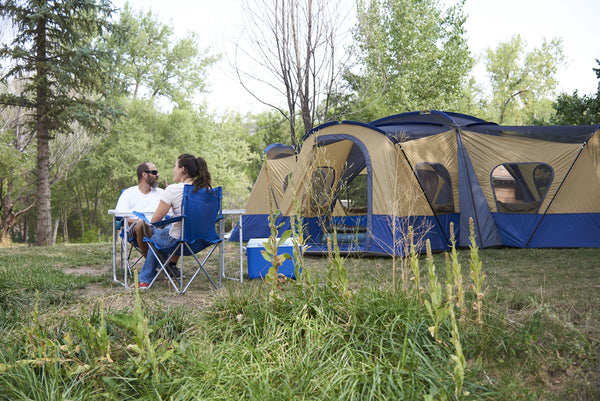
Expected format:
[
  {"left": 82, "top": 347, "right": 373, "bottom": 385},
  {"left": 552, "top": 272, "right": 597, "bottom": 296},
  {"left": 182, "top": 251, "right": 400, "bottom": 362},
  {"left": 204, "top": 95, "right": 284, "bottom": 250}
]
[{"left": 0, "top": 0, "right": 120, "bottom": 245}]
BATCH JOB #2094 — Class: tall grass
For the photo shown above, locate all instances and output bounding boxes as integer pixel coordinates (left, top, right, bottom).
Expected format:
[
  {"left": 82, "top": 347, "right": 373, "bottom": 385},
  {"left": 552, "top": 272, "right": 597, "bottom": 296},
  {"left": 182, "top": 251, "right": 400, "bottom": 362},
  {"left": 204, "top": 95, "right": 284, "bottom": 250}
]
[{"left": 0, "top": 243, "right": 598, "bottom": 400}]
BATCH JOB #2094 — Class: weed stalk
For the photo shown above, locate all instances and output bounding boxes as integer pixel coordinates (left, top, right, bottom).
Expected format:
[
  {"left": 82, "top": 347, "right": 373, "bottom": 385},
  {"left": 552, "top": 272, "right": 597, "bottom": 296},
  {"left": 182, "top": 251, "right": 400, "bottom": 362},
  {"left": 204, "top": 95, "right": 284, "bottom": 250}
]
[
  {"left": 424, "top": 240, "right": 449, "bottom": 342},
  {"left": 449, "top": 222, "right": 466, "bottom": 320},
  {"left": 468, "top": 217, "right": 486, "bottom": 325}
]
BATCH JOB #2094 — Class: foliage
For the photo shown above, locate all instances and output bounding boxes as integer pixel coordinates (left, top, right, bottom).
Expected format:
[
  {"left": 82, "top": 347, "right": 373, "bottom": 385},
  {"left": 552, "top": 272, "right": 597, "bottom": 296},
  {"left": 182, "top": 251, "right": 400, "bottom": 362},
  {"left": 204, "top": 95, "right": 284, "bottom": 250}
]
[
  {"left": 468, "top": 218, "right": 485, "bottom": 325},
  {"left": 479, "top": 35, "right": 565, "bottom": 124},
  {"left": 289, "top": 177, "right": 309, "bottom": 284},
  {"left": 1, "top": 243, "right": 600, "bottom": 399},
  {"left": 0, "top": 0, "right": 121, "bottom": 245},
  {"left": 260, "top": 209, "right": 292, "bottom": 295},
  {"left": 348, "top": 0, "right": 472, "bottom": 120},
  {"left": 108, "top": 271, "right": 177, "bottom": 381},
  {"left": 59, "top": 98, "right": 253, "bottom": 241},
  {"left": 551, "top": 59, "right": 600, "bottom": 125},
  {"left": 448, "top": 222, "right": 466, "bottom": 319},
  {"left": 408, "top": 227, "right": 422, "bottom": 300},
  {"left": 424, "top": 240, "right": 448, "bottom": 342},
  {"left": 106, "top": 3, "right": 218, "bottom": 107},
  {"left": 0, "top": 85, "right": 37, "bottom": 245}
]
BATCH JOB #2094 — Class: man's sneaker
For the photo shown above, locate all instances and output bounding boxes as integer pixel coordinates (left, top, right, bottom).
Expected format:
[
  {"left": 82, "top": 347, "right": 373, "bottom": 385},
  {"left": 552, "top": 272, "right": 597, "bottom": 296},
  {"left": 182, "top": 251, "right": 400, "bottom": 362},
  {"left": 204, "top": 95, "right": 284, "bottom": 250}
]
[
  {"left": 129, "top": 282, "right": 150, "bottom": 290},
  {"left": 166, "top": 262, "right": 183, "bottom": 280}
]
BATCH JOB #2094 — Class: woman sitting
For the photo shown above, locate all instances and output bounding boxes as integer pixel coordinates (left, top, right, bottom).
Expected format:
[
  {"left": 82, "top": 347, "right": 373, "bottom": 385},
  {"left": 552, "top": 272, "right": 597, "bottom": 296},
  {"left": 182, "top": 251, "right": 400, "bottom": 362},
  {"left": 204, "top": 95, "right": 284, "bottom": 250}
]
[{"left": 132, "top": 153, "right": 212, "bottom": 289}]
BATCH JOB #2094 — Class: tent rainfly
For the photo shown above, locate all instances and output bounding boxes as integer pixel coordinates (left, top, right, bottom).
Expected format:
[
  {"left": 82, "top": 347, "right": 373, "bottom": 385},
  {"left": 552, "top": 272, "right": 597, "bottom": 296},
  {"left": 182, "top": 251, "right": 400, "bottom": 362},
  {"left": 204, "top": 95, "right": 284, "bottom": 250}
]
[{"left": 230, "top": 110, "right": 600, "bottom": 256}]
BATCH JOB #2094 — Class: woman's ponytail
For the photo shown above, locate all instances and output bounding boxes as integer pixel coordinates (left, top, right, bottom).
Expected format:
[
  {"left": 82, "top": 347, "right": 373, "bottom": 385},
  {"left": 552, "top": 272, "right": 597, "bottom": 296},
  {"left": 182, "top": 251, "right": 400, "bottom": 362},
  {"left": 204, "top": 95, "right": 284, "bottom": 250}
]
[{"left": 192, "top": 156, "right": 212, "bottom": 192}]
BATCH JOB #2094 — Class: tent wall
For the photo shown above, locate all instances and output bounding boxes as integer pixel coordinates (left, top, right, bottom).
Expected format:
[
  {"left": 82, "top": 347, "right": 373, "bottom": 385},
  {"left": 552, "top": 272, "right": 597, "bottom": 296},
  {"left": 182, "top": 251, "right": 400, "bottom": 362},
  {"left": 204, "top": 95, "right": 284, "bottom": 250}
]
[
  {"left": 229, "top": 151, "right": 295, "bottom": 242},
  {"left": 461, "top": 128, "right": 600, "bottom": 248}
]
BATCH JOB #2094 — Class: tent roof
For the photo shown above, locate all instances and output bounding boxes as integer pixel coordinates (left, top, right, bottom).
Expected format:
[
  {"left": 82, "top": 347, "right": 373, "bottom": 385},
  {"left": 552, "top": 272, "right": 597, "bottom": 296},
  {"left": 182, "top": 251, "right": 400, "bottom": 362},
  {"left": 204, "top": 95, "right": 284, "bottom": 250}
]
[
  {"left": 304, "top": 110, "right": 497, "bottom": 143},
  {"left": 467, "top": 125, "right": 600, "bottom": 144},
  {"left": 370, "top": 110, "right": 497, "bottom": 142},
  {"left": 302, "top": 120, "right": 387, "bottom": 142},
  {"left": 264, "top": 143, "right": 296, "bottom": 159},
  {"left": 304, "top": 110, "right": 600, "bottom": 145},
  {"left": 370, "top": 110, "right": 491, "bottom": 127}
]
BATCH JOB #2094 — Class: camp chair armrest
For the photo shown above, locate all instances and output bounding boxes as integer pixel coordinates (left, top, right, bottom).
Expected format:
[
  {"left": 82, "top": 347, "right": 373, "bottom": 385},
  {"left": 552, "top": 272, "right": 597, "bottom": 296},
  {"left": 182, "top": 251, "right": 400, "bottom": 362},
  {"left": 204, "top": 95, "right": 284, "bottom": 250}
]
[
  {"left": 132, "top": 211, "right": 150, "bottom": 223},
  {"left": 133, "top": 211, "right": 176, "bottom": 226},
  {"left": 152, "top": 215, "right": 183, "bottom": 227}
]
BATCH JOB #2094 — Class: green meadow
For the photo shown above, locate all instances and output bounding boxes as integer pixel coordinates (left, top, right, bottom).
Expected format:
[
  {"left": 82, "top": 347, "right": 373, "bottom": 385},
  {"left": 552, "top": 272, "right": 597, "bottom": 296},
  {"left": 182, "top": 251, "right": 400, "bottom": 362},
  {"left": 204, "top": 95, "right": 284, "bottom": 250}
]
[{"left": 0, "top": 242, "right": 598, "bottom": 400}]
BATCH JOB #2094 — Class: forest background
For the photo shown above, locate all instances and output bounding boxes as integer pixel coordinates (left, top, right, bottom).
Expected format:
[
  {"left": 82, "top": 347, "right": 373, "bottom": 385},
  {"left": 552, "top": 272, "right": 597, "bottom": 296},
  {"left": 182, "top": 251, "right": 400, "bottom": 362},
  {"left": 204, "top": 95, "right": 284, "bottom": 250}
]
[{"left": 0, "top": 0, "right": 599, "bottom": 246}]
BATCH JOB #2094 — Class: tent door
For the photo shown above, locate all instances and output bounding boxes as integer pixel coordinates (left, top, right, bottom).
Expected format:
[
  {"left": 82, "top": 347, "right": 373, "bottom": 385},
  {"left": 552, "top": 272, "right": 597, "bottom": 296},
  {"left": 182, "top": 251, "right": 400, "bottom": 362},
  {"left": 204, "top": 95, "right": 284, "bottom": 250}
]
[{"left": 312, "top": 135, "right": 373, "bottom": 249}]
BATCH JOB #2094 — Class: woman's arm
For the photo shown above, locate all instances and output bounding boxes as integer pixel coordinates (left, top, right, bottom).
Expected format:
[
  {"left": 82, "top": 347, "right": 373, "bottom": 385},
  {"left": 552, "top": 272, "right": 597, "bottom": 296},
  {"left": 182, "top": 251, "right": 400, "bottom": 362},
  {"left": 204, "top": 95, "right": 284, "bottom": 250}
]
[{"left": 151, "top": 200, "right": 170, "bottom": 223}]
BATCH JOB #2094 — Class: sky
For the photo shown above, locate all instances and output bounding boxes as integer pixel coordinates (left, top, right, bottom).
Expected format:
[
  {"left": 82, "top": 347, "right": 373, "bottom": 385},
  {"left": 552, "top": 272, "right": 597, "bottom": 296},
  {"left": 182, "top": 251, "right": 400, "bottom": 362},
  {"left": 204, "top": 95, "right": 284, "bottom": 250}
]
[{"left": 113, "top": 0, "right": 600, "bottom": 114}]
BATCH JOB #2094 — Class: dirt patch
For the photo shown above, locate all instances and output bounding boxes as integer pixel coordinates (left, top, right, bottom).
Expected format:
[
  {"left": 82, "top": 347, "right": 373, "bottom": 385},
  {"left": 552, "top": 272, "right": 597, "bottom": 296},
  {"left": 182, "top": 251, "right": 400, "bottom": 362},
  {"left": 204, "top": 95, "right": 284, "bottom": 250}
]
[
  {"left": 67, "top": 243, "right": 248, "bottom": 312},
  {"left": 64, "top": 265, "right": 106, "bottom": 276}
]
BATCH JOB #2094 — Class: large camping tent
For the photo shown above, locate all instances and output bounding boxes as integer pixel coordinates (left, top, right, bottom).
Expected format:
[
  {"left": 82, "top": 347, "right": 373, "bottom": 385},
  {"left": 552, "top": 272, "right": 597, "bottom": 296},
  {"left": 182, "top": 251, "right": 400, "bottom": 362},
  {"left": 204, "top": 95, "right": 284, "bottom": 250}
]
[{"left": 231, "top": 111, "right": 600, "bottom": 255}]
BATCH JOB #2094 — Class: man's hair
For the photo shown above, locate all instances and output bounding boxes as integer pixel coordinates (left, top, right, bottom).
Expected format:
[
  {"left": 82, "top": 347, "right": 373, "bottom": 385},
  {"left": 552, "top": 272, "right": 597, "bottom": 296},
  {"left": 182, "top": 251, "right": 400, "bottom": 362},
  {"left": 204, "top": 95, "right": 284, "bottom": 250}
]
[{"left": 136, "top": 162, "right": 150, "bottom": 181}]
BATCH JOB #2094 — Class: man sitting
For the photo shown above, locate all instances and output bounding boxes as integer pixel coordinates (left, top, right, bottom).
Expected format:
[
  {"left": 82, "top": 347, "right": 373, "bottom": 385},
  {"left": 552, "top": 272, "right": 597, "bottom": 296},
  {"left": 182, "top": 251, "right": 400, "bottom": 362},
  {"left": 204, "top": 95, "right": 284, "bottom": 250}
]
[{"left": 114, "top": 162, "right": 164, "bottom": 258}]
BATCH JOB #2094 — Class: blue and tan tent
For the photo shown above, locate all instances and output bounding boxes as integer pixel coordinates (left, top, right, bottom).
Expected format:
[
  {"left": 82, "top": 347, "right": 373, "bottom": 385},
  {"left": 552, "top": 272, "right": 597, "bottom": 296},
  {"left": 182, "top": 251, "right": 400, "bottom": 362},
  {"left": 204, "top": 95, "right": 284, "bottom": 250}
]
[{"left": 232, "top": 110, "right": 600, "bottom": 255}]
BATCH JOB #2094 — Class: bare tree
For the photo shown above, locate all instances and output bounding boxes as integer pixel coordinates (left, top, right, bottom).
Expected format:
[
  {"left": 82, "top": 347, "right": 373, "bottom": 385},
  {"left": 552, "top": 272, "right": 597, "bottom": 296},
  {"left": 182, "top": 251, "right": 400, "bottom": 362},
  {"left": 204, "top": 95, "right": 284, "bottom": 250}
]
[{"left": 235, "top": 0, "right": 352, "bottom": 149}]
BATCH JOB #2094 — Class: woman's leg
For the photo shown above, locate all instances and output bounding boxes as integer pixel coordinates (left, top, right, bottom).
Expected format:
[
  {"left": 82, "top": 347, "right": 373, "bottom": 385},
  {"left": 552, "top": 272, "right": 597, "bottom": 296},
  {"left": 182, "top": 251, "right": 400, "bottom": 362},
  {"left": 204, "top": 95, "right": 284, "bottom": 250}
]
[
  {"left": 138, "top": 247, "right": 160, "bottom": 284},
  {"left": 137, "top": 226, "right": 175, "bottom": 284}
]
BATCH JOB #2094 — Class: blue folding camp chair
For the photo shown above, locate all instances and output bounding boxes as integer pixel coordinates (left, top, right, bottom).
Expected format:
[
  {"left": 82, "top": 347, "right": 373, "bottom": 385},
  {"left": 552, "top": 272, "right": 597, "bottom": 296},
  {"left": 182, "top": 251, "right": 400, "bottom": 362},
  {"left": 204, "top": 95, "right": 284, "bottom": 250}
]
[
  {"left": 110, "top": 214, "right": 145, "bottom": 288},
  {"left": 136, "top": 186, "right": 223, "bottom": 294},
  {"left": 116, "top": 217, "right": 144, "bottom": 268}
]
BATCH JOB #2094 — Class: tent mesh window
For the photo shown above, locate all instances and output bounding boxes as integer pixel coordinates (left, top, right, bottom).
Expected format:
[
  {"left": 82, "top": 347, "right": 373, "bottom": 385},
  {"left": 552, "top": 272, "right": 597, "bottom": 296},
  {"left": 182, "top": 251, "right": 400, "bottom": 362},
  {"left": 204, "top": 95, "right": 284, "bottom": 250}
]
[
  {"left": 338, "top": 173, "right": 368, "bottom": 215},
  {"left": 283, "top": 172, "right": 292, "bottom": 193},
  {"left": 415, "top": 163, "right": 455, "bottom": 214},
  {"left": 311, "top": 166, "right": 336, "bottom": 213},
  {"left": 491, "top": 163, "right": 553, "bottom": 213}
]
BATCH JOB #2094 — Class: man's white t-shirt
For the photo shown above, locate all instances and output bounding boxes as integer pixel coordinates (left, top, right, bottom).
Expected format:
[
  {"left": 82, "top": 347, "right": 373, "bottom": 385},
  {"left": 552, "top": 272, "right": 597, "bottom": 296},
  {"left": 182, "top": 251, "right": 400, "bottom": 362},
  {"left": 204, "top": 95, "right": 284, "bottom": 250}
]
[{"left": 115, "top": 186, "right": 164, "bottom": 220}]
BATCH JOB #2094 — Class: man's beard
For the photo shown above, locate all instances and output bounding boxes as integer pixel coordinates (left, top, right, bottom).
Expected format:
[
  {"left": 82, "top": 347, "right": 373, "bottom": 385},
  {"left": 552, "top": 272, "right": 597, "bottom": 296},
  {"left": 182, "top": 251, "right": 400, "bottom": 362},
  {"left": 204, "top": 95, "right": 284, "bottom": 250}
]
[{"left": 147, "top": 177, "right": 158, "bottom": 188}]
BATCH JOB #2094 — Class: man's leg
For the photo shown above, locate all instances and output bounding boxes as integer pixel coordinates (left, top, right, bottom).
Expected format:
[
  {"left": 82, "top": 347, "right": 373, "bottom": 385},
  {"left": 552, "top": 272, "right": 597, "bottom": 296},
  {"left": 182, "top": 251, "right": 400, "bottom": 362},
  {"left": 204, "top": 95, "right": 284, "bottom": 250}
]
[{"left": 133, "top": 220, "right": 149, "bottom": 258}]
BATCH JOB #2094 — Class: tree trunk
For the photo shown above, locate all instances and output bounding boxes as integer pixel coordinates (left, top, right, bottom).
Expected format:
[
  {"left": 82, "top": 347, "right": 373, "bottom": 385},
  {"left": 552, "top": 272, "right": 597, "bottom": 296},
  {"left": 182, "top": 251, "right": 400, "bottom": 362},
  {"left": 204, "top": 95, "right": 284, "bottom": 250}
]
[
  {"left": 34, "top": 18, "right": 53, "bottom": 246},
  {"left": 35, "top": 117, "right": 52, "bottom": 246},
  {"left": 0, "top": 227, "right": 11, "bottom": 246},
  {"left": 52, "top": 218, "right": 59, "bottom": 245},
  {"left": 61, "top": 208, "right": 69, "bottom": 243}
]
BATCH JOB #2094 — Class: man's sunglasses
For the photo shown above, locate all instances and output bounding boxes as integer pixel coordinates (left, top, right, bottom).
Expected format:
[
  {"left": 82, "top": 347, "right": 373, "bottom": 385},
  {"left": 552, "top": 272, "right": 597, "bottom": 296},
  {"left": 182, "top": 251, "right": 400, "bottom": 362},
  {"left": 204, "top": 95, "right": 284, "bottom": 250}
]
[{"left": 145, "top": 170, "right": 159, "bottom": 175}]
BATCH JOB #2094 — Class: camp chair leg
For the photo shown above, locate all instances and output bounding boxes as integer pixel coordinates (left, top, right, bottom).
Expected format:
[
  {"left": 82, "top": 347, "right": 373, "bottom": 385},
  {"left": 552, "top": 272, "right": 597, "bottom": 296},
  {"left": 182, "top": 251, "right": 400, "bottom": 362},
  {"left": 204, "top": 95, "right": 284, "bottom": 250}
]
[
  {"left": 182, "top": 243, "right": 219, "bottom": 293},
  {"left": 144, "top": 242, "right": 219, "bottom": 294}
]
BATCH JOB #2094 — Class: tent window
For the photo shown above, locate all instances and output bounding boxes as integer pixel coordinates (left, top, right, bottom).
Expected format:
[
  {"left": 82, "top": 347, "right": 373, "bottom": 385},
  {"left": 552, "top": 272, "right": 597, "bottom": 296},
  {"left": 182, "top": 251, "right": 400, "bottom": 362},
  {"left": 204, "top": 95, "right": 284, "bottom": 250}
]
[
  {"left": 533, "top": 164, "right": 552, "bottom": 198},
  {"left": 415, "top": 163, "right": 455, "bottom": 214},
  {"left": 491, "top": 163, "right": 553, "bottom": 213},
  {"left": 311, "top": 167, "right": 335, "bottom": 212},
  {"left": 283, "top": 173, "right": 292, "bottom": 193}
]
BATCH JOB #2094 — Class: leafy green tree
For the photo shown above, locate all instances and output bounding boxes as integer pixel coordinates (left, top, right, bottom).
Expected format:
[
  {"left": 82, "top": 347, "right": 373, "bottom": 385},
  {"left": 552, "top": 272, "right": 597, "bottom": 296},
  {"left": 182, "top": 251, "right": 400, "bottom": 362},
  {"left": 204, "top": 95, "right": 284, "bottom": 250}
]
[
  {"left": 65, "top": 98, "right": 254, "bottom": 240},
  {"left": 108, "top": 3, "right": 217, "bottom": 107},
  {"left": 0, "top": 0, "right": 119, "bottom": 245},
  {"left": 55, "top": 5, "right": 225, "bottom": 241},
  {"left": 348, "top": 0, "right": 472, "bottom": 120},
  {"left": 482, "top": 35, "right": 565, "bottom": 125},
  {"left": 551, "top": 59, "right": 600, "bottom": 125}
]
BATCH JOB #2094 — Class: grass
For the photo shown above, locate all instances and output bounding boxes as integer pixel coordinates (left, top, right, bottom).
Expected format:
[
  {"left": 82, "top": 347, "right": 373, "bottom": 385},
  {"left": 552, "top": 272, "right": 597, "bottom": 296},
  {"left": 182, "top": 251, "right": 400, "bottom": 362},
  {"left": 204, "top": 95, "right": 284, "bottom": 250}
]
[{"left": 0, "top": 242, "right": 598, "bottom": 400}]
